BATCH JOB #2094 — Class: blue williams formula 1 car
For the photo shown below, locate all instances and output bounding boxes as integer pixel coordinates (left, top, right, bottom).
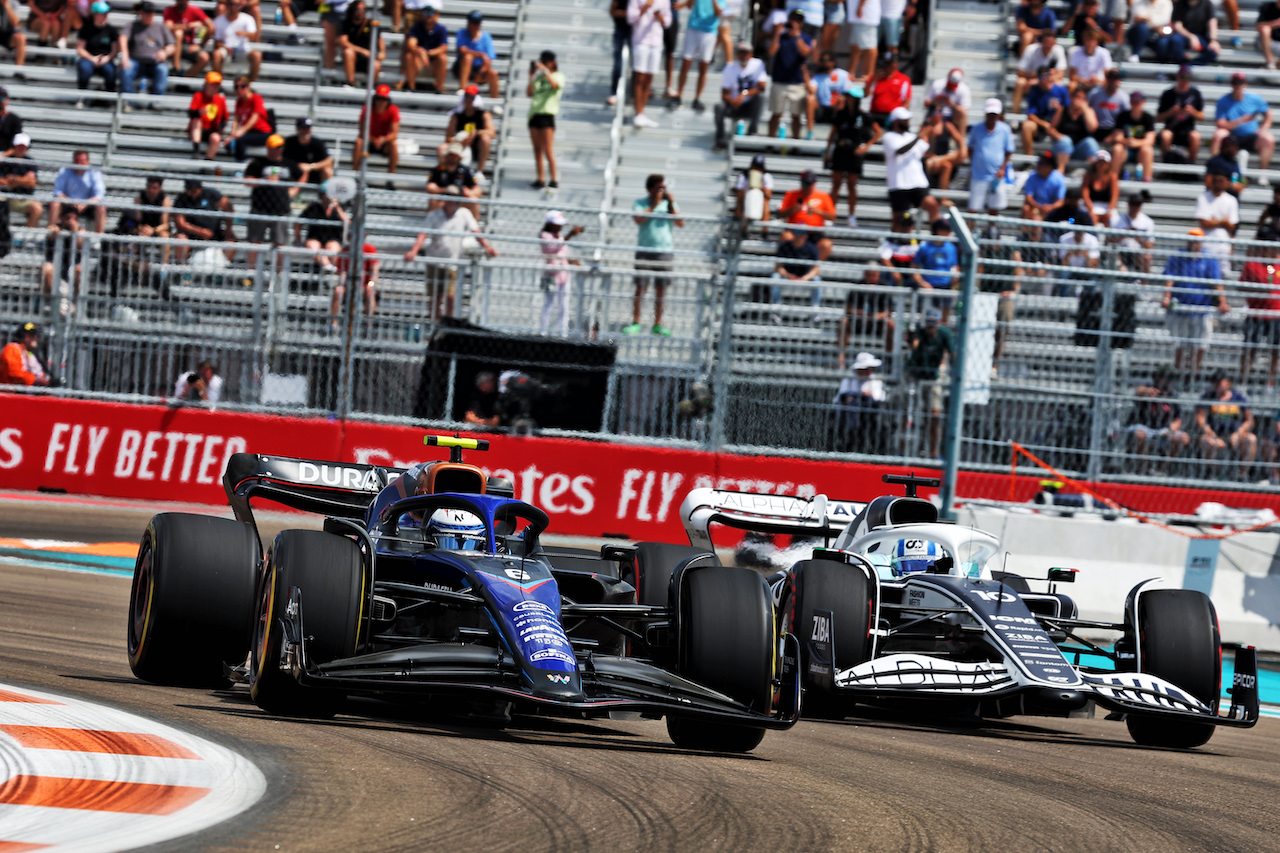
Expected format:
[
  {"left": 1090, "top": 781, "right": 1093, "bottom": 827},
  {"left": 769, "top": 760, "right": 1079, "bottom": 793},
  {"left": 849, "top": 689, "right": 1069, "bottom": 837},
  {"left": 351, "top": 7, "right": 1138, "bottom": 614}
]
[
  {"left": 678, "top": 474, "right": 1260, "bottom": 749},
  {"left": 126, "top": 436, "right": 799, "bottom": 752}
]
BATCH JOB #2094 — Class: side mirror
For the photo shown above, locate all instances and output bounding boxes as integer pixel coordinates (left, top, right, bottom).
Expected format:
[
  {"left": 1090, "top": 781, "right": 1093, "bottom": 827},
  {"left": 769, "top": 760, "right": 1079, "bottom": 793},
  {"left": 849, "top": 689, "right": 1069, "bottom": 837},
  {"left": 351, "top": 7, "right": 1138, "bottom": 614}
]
[{"left": 1048, "top": 567, "right": 1078, "bottom": 583}]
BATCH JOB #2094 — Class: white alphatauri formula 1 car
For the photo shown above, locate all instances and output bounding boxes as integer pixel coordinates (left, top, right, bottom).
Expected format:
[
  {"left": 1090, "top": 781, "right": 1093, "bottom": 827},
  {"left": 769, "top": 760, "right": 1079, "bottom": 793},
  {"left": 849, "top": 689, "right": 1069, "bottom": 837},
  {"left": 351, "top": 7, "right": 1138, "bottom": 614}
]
[{"left": 678, "top": 474, "right": 1260, "bottom": 749}]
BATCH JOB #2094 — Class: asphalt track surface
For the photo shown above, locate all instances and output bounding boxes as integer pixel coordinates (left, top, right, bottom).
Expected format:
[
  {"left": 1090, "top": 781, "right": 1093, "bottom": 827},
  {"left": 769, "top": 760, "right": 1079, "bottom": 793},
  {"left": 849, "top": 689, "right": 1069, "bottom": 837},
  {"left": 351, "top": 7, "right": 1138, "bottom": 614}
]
[{"left": 3, "top": 499, "right": 1280, "bottom": 852}]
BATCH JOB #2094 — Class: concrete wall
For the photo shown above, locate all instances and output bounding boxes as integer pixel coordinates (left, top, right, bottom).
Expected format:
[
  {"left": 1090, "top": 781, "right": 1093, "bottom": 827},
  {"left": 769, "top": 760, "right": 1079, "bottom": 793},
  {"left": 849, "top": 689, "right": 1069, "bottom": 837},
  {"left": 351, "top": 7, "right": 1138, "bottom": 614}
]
[{"left": 958, "top": 506, "right": 1280, "bottom": 652}]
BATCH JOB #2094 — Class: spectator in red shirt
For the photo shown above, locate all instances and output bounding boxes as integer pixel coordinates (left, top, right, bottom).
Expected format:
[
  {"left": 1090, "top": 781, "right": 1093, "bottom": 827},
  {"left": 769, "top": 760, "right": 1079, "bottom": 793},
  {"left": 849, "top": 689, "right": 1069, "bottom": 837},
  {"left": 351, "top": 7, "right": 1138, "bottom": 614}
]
[
  {"left": 163, "top": 0, "right": 210, "bottom": 76},
  {"left": 187, "top": 71, "right": 228, "bottom": 159},
  {"left": 354, "top": 83, "right": 400, "bottom": 174},
  {"left": 865, "top": 51, "right": 911, "bottom": 127},
  {"left": 1240, "top": 232, "right": 1280, "bottom": 387},
  {"left": 778, "top": 169, "right": 836, "bottom": 261},
  {"left": 227, "top": 75, "right": 272, "bottom": 160},
  {"left": 331, "top": 241, "right": 380, "bottom": 325}
]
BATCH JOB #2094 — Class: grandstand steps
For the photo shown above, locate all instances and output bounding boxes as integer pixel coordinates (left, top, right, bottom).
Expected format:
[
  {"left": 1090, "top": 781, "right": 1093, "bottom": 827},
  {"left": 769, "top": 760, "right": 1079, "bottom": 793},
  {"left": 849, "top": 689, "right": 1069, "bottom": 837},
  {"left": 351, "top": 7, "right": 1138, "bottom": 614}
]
[{"left": 928, "top": 0, "right": 1008, "bottom": 102}]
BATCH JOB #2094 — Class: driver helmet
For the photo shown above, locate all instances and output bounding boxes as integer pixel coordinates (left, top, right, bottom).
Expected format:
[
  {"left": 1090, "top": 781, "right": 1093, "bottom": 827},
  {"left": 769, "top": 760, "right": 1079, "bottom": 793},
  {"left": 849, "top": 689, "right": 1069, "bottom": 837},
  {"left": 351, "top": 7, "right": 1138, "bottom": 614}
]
[
  {"left": 426, "top": 508, "right": 486, "bottom": 551},
  {"left": 891, "top": 538, "right": 941, "bottom": 575}
]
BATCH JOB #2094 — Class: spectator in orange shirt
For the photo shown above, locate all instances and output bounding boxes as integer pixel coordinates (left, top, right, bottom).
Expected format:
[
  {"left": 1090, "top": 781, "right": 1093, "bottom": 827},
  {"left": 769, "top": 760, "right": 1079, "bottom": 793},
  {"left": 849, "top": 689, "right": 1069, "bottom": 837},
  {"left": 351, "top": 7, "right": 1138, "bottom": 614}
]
[
  {"left": 778, "top": 169, "right": 835, "bottom": 261},
  {"left": 354, "top": 83, "right": 400, "bottom": 174},
  {"left": 187, "top": 71, "right": 228, "bottom": 159},
  {"left": 864, "top": 51, "right": 911, "bottom": 127},
  {"left": 0, "top": 322, "right": 50, "bottom": 386}
]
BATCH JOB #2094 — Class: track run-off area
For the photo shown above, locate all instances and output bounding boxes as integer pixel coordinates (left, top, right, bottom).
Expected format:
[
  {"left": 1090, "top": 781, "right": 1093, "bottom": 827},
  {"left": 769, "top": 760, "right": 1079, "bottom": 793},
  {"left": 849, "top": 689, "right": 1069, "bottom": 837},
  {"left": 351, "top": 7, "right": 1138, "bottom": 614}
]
[{"left": 2, "top": 493, "right": 1280, "bottom": 852}]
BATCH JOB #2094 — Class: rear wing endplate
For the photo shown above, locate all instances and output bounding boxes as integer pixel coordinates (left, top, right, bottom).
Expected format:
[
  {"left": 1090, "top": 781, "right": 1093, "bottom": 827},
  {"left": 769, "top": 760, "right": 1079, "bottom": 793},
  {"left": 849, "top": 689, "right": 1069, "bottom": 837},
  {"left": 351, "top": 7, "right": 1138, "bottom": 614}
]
[
  {"left": 223, "top": 453, "right": 405, "bottom": 530},
  {"left": 680, "top": 488, "right": 864, "bottom": 550}
]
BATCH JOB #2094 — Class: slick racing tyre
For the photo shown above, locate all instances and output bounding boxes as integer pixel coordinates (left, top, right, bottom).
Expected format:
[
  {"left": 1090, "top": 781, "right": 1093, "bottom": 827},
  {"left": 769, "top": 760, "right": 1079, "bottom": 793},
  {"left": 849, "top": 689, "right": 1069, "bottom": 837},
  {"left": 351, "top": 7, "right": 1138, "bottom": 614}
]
[
  {"left": 666, "top": 566, "right": 774, "bottom": 753},
  {"left": 250, "top": 530, "right": 364, "bottom": 718},
  {"left": 780, "top": 560, "right": 872, "bottom": 719},
  {"left": 127, "top": 513, "right": 259, "bottom": 687},
  {"left": 628, "top": 542, "right": 719, "bottom": 606},
  {"left": 1125, "top": 588, "right": 1220, "bottom": 749}
]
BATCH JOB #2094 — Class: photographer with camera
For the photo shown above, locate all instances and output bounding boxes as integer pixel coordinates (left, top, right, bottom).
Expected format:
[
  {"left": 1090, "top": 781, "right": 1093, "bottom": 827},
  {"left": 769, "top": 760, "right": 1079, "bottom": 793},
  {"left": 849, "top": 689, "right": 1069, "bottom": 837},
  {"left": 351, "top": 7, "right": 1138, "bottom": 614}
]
[
  {"left": 172, "top": 360, "right": 222, "bottom": 404},
  {"left": 627, "top": 173, "right": 683, "bottom": 336}
]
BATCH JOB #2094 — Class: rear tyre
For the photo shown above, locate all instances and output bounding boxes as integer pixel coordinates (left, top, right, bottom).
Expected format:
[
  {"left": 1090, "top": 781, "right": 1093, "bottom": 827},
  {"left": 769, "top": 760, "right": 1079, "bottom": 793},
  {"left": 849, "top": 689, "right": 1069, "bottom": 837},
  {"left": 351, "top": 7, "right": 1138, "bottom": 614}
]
[
  {"left": 250, "top": 530, "right": 364, "bottom": 717},
  {"left": 780, "top": 560, "right": 872, "bottom": 720},
  {"left": 127, "top": 513, "right": 259, "bottom": 687},
  {"left": 629, "top": 542, "right": 719, "bottom": 606},
  {"left": 1125, "top": 589, "right": 1220, "bottom": 749},
  {"left": 666, "top": 566, "right": 774, "bottom": 752}
]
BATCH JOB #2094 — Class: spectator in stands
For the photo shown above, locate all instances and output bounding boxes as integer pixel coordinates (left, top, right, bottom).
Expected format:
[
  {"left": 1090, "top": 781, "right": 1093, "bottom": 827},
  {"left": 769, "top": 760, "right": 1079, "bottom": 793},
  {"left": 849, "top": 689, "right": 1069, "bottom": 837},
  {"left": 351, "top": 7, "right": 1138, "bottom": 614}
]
[
  {"left": 1127, "top": 366, "right": 1191, "bottom": 462},
  {"left": 807, "top": 51, "right": 851, "bottom": 128},
  {"left": 1257, "top": 0, "right": 1280, "bottom": 69},
  {"left": 1212, "top": 74, "right": 1275, "bottom": 181},
  {"left": 768, "top": 227, "right": 822, "bottom": 323},
  {"left": 527, "top": 50, "right": 564, "bottom": 189},
  {"left": 27, "top": 0, "right": 76, "bottom": 52},
  {"left": 321, "top": 0, "right": 354, "bottom": 71},
  {"left": 734, "top": 154, "right": 773, "bottom": 221},
  {"left": 454, "top": 10, "right": 500, "bottom": 104},
  {"left": 975, "top": 221, "right": 1021, "bottom": 367},
  {"left": 712, "top": 41, "right": 768, "bottom": 150},
  {"left": 864, "top": 51, "right": 909, "bottom": 127},
  {"left": 838, "top": 267, "right": 895, "bottom": 370},
  {"left": 0, "top": 0, "right": 27, "bottom": 66},
  {"left": 330, "top": 241, "right": 379, "bottom": 326},
  {"left": 1019, "top": 67, "right": 1068, "bottom": 160},
  {"left": 400, "top": 1, "right": 446, "bottom": 92},
  {"left": 766, "top": 10, "right": 812, "bottom": 139},
  {"left": 1239, "top": 233, "right": 1280, "bottom": 388},
  {"left": 1016, "top": 0, "right": 1055, "bottom": 54},
  {"left": 1052, "top": 86, "right": 1100, "bottom": 171},
  {"left": 172, "top": 177, "right": 235, "bottom": 262},
  {"left": 49, "top": 149, "right": 105, "bottom": 233},
  {"left": 1056, "top": 216, "right": 1101, "bottom": 296},
  {"left": 117, "top": 172, "right": 169, "bottom": 235},
  {"left": 403, "top": 185, "right": 498, "bottom": 319},
  {"left": 122, "top": 2, "right": 174, "bottom": 107},
  {"left": 1022, "top": 150, "right": 1066, "bottom": 218},
  {"left": 1127, "top": 0, "right": 1172, "bottom": 62},
  {"left": 824, "top": 85, "right": 879, "bottom": 228},
  {"left": 881, "top": 0, "right": 907, "bottom": 52},
  {"left": 628, "top": 0, "right": 671, "bottom": 128},
  {"left": 1112, "top": 90, "right": 1155, "bottom": 180},
  {"left": 1088, "top": 68, "right": 1129, "bottom": 143},
  {"left": 163, "top": 0, "right": 210, "bottom": 77},
  {"left": 1196, "top": 373, "right": 1256, "bottom": 471},
  {"left": 924, "top": 67, "right": 971, "bottom": 133},
  {"left": 925, "top": 119, "right": 969, "bottom": 192},
  {"left": 1197, "top": 170, "right": 1239, "bottom": 267},
  {"left": 353, "top": 83, "right": 400, "bottom": 174},
  {"left": 338, "top": 0, "right": 383, "bottom": 87},
  {"left": 187, "top": 71, "right": 227, "bottom": 160},
  {"left": 833, "top": 352, "right": 886, "bottom": 452},
  {"left": 1156, "top": 65, "right": 1203, "bottom": 164},
  {"left": 1045, "top": 185, "right": 1093, "bottom": 229},
  {"left": 464, "top": 371, "right": 501, "bottom": 426},
  {"left": 0, "top": 322, "right": 49, "bottom": 386},
  {"left": 1067, "top": 28, "right": 1110, "bottom": 93},
  {"left": 1206, "top": 134, "right": 1246, "bottom": 195},
  {"left": 438, "top": 87, "right": 494, "bottom": 179},
  {"left": 0, "top": 88, "right": 20, "bottom": 151},
  {"left": 818, "top": 0, "right": 844, "bottom": 55},
  {"left": 1011, "top": 31, "right": 1064, "bottom": 114},
  {"left": 660, "top": 0, "right": 680, "bottom": 105},
  {"left": 906, "top": 307, "right": 951, "bottom": 458},
  {"left": 1157, "top": 0, "right": 1218, "bottom": 64},
  {"left": 227, "top": 76, "right": 273, "bottom": 161},
  {"left": 882, "top": 106, "right": 941, "bottom": 222},
  {"left": 275, "top": 0, "right": 313, "bottom": 44},
  {"left": 965, "top": 99, "right": 1014, "bottom": 215},
  {"left": 1162, "top": 228, "right": 1225, "bottom": 374},
  {"left": 608, "top": 0, "right": 629, "bottom": 105},
  {"left": 427, "top": 143, "right": 481, "bottom": 217},
  {"left": 1060, "top": 0, "right": 1117, "bottom": 45},
  {"left": 1081, "top": 150, "right": 1119, "bottom": 226},
  {"left": 245, "top": 134, "right": 302, "bottom": 253},
  {"left": 913, "top": 218, "right": 959, "bottom": 319},
  {"left": 41, "top": 207, "right": 84, "bottom": 314},
  {"left": 211, "top": 0, "right": 261, "bottom": 83},
  {"left": 847, "top": 0, "right": 880, "bottom": 82},
  {"left": 1111, "top": 189, "right": 1155, "bottom": 273},
  {"left": 285, "top": 117, "right": 333, "bottom": 185},
  {"left": 877, "top": 209, "right": 919, "bottom": 289},
  {"left": 670, "top": 0, "right": 719, "bottom": 112},
  {"left": 0, "top": 134, "right": 41, "bottom": 227},
  {"left": 1258, "top": 185, "right": 1280, "bottom": 235},
  {"left": 173, "top": 360, "right": 221, "bottom": 403},
  {"left": 779, "top": 169, "right": 836, "bottom": 260},
  {"left": 74, "top": 1, "right": 120, "bottom": 101},
  {"left": 538, "top": 210, "right": 583, "bottom": 337},
  {"left": 297, "top": 186, "right": 347, "bottom": 272},
  {"left": 626, "top": 174, "right": 681, "bottom": 335}
]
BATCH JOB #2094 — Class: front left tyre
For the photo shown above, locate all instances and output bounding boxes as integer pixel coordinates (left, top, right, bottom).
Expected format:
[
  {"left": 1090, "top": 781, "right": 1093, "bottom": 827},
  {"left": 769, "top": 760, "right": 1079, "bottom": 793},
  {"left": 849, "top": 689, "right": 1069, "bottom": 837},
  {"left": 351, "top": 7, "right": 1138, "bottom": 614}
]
[{"left": 127, "top": 513, "right": 260, "bottom": 687}]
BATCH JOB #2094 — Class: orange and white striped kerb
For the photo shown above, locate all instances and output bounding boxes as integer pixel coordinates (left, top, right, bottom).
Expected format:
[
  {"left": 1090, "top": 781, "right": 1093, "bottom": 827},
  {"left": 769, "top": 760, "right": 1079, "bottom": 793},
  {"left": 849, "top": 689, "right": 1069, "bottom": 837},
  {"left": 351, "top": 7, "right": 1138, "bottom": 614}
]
[{"left": 0, "top": 683, "right": 266, "bottom": 852}]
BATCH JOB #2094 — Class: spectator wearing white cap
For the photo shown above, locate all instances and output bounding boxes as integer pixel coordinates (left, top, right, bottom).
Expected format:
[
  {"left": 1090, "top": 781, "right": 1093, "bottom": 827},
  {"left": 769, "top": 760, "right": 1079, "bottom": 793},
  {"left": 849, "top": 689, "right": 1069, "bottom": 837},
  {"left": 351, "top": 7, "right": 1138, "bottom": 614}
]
[
  {"left": 539, "top": 210, "right": 584, "bottom": 336},
  {"left": 1011, "top": 30, "right": 1065, "bottom": 114},
  {"left": 966, "top": 99, "right": 1014, "bottom": 214},
  {"left": 0, "top": 134, "right": 41, "bottom": 227},
  {"left": 882, "top": 106, "right": 941, "bottom": 221},
  {"left": 833, "top": 351, "right": 886, "bottom": 452},
  {"left": 628, "top": 0, "right": 672, "bottom": 128},
  {"left": 923, "top": 67, "right": 972, "bottom": 133}
]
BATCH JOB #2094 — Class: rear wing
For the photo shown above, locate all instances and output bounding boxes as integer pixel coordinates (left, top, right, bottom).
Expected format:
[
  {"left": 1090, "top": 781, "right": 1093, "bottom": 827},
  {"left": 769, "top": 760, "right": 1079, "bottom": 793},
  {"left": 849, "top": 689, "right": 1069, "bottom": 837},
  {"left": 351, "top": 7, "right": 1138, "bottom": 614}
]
[
  {"left": 223, "top": 453, "right": 404, "bottom": 530},
  {"left": 680, "top": 488, "right": 864, "bottom": 550}
]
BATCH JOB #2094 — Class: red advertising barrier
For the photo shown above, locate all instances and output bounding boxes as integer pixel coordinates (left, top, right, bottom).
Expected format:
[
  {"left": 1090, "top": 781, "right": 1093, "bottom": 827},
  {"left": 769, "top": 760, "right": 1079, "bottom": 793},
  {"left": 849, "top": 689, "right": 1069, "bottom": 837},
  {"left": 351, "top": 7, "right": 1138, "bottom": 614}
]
[{"left": 2, "top": 393, "right": 1276, "bottom": 541}]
